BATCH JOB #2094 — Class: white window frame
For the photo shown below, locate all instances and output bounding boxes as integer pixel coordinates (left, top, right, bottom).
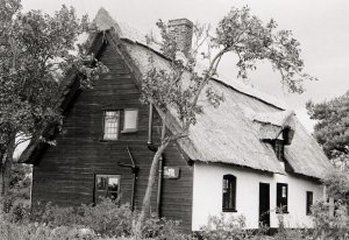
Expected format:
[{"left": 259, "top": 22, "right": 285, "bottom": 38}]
[
  {"left": 103, "top": 110, "right": 120, "bottom": 140},
  {"left": 122, "top": 108, "right": 139, "bottom": 133}
]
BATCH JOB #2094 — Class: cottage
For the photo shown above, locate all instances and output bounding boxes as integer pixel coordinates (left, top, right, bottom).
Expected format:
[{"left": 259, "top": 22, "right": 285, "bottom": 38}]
[{"left": 20, "top": 8, "right": 333, "bottom": 232}]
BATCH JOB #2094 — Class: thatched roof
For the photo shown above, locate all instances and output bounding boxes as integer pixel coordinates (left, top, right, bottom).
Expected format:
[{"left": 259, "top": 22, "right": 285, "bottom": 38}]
[
  {"left": 20, "top": 8, "right": 332, "bottom": 180},
  {"left": 120, "top": 39, "right": 331, "bottom": 179},
  {"left": 94, "top": 9, "right": 331, "bottom": 179}
]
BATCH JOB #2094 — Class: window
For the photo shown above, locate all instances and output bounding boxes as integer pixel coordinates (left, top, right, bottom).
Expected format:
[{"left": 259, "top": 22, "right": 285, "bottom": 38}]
[
  {"left": 276, "top": 183, "right": 288, "bottom": 213},
  {"left": 273, "top": 140, "right": 284, "bottom": 161},
  {"left": 122, "top": 109, "right": 139, "bottom": 132},
  {"left": 306, "top": 191, "right": 313, "bottom": 215},
  {"left": 103, "top": 111, "right": 120, "bottom": 140},
  {"left": 222, "top": 174, "right": 236, "bottom": 212},
  {"left": 94, "top": 175, "right": 120, "bottom": 203}
]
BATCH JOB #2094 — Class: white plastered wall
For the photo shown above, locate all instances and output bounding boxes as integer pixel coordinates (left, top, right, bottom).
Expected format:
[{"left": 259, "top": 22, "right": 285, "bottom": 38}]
[{"left": 191, "top": 162, "right": 324, "bottom": 231}]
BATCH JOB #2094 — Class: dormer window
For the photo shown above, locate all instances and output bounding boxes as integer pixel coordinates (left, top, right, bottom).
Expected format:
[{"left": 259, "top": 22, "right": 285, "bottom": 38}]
[
  {"left": 282, "top": 127, "right": 294, "bottom": 145},
  {"left": 273, "top": 139, "right": 284, "bottom": 161}
]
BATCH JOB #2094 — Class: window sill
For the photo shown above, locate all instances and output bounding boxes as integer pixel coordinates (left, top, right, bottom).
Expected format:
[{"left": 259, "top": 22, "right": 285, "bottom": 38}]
[
  {"left": 276, "top": 211, "right": 289, "bottom": 214},
  {"left": 99, "top": 139, "right": 119, "bottom": 142},
  {"left": 223, "top": 209, "right": 237, "bottom": 213},
  {"left": 121, "top": 129, "right": 138, "bottom": 133}
]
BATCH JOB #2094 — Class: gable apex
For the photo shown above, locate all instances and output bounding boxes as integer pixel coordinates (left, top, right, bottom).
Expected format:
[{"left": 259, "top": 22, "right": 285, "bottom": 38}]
[{"left": 94, "top": 7, "right": 122, "bottom": 33}]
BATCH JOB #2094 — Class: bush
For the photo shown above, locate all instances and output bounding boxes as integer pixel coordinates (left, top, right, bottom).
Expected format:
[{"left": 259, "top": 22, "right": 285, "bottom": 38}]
[
  {"left": 0, "top": 197, "right": 190, "bottom": 239},
  {"left": 311, "top": 200, "right": 349, "bottom": 239},
  {"left": 306, "top": 170, "right": 349, "bottom": 239},
  {"left": 323, "top": 170, "right": 349, "bottom": 206},
  {"left": 79, "top": 200, "right": 134, "bottom": 237},
  {"left": 0, "top": 222, "right": 99, "bottom": 240},
  {"left": 197, "top": 214, "right": 267, "bottom": 240}
]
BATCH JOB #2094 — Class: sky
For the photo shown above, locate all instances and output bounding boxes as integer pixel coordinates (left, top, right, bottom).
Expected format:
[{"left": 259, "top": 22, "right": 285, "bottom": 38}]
[{"left": 21, "top": 0, "right": 349, "bottom": 132}]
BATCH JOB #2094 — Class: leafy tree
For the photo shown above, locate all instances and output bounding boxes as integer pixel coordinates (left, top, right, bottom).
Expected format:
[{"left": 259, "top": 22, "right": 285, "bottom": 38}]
[
  {"left": 0, "top": 0, "right": 106, "bottom": 196},
  {"left": 306, "top": 91, "right": 349, "bottom": 169},
  {"left": 135, "top": 6, "right": 316, "bottom": 234},
  {"left": 310, "top": 170, "right": 349, "bottom": 239}
]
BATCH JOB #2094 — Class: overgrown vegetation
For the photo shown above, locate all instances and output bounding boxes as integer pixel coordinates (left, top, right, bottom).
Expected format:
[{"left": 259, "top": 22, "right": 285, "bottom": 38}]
[
  {"left": 2, "top": 167, "right": 349, "bottom": 240},
  {"left": 2, "top": 155, "right": 348, "bottom": 240},
  {"left": 1, "top": 187, "right": 349, "bottom": 240},
  {"left": 306, "top": 90, "right": 349, "bottom": 170},
  {"left": 0, "top": 198, "right": 190, "bottom": 240},
  {"left": 0, "top": 0, "right": 107, "bottom": 197},
  {"left": 310, "top": 170, "right": 349, "bottom": 239}
]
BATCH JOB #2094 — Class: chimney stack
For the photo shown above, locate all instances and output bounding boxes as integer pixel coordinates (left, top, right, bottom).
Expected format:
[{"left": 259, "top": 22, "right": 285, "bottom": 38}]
[{"left": 168, "top": 18, "right": 193, "bottom": 57}]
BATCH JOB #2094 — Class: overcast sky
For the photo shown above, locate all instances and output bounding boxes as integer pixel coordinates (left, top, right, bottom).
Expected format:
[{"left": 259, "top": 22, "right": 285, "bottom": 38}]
[{"left": 22, "top": 0, "right": 349, "bottom": 132}]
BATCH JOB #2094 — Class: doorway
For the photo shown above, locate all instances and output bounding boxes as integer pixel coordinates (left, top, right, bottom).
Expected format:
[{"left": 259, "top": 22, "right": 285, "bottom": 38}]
[{"left": 259, "top": 182, "right": 270, "bottom": 227}]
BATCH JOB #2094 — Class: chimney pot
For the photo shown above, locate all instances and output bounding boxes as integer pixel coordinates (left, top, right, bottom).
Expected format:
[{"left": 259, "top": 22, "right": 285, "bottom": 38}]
[{"left": 168, "top": 18, "right": 193, "bottom": 57}]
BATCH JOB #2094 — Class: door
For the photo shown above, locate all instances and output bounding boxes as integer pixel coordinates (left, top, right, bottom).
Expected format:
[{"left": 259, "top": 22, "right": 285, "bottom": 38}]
[{"left": 259, "top": 182, "right": 270, "bottom": 227}]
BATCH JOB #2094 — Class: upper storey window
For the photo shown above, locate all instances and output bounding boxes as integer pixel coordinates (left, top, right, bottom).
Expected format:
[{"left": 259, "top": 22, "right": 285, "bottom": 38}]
[
  {"left": 103, "top": 109, "right": 139, "bottom": 140},
  {"left": 273, "top": 139, "right": 285, "bottom": 161},
  {"left": 103, "top": 111, "right": 120, "bottom": 140},
  {"left": 122, "top": 109, "right": 139, "bottom": 133}
]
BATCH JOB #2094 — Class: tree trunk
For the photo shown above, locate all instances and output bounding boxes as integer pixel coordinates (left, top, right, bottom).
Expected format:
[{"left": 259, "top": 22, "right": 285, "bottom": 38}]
[
  {"left": 0, "top": 135, "right": 15, "bottom": 198},
  {"left": 134, "top": 140, "right": 169, "bottom": 239},
  {"left": 1, "top": 156, "right": 12, "bottom": 197}
]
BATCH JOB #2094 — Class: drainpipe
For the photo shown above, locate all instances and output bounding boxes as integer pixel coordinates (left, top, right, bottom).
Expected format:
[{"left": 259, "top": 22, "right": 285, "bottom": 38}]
[
  {"left": 147, "top": 104, "right": 153, "bottom": 146},
  {"left": 156, "top": 155, "right": 163, "bottom": 217},
  {"left": 147, "top": 104, "right": 157, "bottom": 152}
]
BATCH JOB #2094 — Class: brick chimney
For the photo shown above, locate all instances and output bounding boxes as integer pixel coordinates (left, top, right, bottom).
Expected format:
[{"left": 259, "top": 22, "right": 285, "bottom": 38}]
[{"left": 168, "top": 18, "right": 193, "bottom": 57}]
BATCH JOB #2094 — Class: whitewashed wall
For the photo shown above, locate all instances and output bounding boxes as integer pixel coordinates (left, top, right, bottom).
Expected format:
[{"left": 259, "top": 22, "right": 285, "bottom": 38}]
[{"left": 191, "top": 162, "right": 324, "bottom": 231}]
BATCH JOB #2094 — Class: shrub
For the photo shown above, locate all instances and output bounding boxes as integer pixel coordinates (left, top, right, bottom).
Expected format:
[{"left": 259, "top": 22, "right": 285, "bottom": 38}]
[
  {"left": 0, "top": 222, "right": 99, "bottom": 240},
  {"left": 140, "top": 217, "right": 190, "bottom": 240},
  {"left": 311, "top": 200, "right": 349, "bottom": 239},
  {"left": 323, "top": 170, "right": 349, "bottom": 206},
  {"left": 0, "top": 197, "right": 191, "bottom": 239},
  {"left": 78, "top": 199, "right": 135, "bottom": 237},
  {"left": 197, "top": 214, "right": 264, "bottom": 240}
]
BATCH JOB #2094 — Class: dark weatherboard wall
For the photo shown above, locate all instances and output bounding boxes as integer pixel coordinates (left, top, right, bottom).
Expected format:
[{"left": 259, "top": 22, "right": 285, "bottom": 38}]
[{"left": 31, "top": 41, "right": 193, "bottom": 231}]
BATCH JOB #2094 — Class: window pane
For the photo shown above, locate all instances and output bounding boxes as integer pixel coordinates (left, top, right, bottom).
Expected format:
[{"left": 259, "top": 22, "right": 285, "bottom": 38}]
[
  {"left": 96, "top": 176, "right": 107, "bottom": 191},
  {"left": 277, "top": 183, "right": 288, "bottom": 213},
  {"left": 222, "top": 174, "right": 236, "bottom": 212},
  {"left": 306, "top": 191, "right": 313, "bottom": 215},
  {"left": 274, "top": 140, "right": 284, "bottom": 161},
  {"left": 124, "top": 109, "right": 138, "bottom": 131},
  {"left": 282, "top": 186, "right": 287, "bottom": 198},
  {"left": 108, "top": 177, "right": 119, "bottom": 192},
  {"left": 104, "top": 111, "right": 119, "bottom": 140},
  {"left": 94, "top": 175, "right": 121, "bottom": 204}
]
